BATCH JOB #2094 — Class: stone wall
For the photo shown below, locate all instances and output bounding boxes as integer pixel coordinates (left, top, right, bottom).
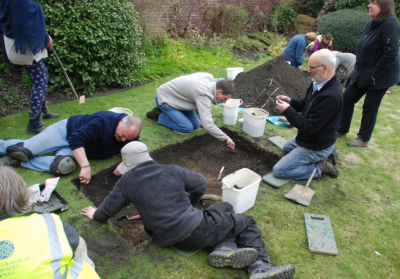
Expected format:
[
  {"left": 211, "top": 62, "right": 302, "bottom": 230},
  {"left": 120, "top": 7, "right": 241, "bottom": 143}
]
[{"left": 143, "top": 0, "right": 280, "bottom": 33}]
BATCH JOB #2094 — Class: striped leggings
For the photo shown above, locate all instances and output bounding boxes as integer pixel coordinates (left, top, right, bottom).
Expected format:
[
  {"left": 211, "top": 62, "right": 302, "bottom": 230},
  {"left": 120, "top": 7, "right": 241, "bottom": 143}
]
[{"left": 26, "top": 59, "right": 49, "bottom": 114}]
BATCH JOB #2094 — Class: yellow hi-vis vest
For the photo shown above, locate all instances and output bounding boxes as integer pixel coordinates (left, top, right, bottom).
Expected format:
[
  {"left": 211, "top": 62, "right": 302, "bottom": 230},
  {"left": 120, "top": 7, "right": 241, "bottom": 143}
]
[
  {"left": 306, "top": 35, "right": 333, "bottom": 50},
  {"left": 0, "top": 213, "right": 99, "bottom": 279}
]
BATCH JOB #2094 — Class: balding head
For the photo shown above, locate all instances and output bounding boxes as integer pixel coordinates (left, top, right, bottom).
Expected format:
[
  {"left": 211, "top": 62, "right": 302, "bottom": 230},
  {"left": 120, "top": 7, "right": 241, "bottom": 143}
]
[{"left": 308, "top": 49, "right": 336, "bottom": 83}]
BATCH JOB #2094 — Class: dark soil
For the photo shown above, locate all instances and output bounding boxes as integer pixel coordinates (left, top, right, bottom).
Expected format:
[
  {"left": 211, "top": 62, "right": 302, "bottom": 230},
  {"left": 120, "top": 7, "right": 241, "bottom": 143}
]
[
  {"left": 73, "top": 128, "right": 281, "bottom": 246},
  {"left": 234, "top": 55, "right": 312, "bottom": 115}
]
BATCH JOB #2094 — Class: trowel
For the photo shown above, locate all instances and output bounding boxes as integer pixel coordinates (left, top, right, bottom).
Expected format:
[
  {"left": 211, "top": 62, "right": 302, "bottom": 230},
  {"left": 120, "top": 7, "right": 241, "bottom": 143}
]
[
  {"left": 284, "top": 167, "right": 317, "bottom": 206},
  {"left": 217, "top": 166, "right": 225, "bottom": 181}
]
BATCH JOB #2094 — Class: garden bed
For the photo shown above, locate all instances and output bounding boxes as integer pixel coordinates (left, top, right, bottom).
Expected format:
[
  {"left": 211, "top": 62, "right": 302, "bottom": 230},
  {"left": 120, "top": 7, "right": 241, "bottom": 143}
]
[{"left": 73, "top": 129, "right": 281, "bottom": 246}]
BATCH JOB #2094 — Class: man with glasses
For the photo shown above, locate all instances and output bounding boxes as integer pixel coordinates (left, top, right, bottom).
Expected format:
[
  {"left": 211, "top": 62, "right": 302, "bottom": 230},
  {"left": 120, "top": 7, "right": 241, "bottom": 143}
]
[{"left": 272, "top": 49, "right": 343, "bottom": 180}]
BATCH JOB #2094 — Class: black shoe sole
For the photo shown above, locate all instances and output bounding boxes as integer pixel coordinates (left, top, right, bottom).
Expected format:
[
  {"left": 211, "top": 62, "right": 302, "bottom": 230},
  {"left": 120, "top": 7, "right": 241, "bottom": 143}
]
[
  {"left": 209, "top": 248, "right": 258, "bottom": 269},
  {"left": 250, "top": 265, "right": 295, "bottom": 279}
]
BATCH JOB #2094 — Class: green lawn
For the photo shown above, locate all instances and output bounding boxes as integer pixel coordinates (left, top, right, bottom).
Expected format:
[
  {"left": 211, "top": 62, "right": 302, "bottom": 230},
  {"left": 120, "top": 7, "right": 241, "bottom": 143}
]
[{"left": 1, "top": 63, "right": 400, "bottom": 278}]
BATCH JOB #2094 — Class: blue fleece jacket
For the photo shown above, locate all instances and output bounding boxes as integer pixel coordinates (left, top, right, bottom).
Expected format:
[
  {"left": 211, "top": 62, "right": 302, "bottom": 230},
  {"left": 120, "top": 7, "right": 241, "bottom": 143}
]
[
  {"left": 66, "top": 111, "right": 138, "bottom": 159},
  {"left": 282, "top": 34, "right": 308, "bottom": 67}
]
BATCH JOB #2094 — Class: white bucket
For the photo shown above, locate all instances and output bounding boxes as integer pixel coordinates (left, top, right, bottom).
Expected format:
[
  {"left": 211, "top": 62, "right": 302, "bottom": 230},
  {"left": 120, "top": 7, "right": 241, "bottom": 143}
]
[
  {"left": 222, "top": 168, "right": 262, "bottom": 213},
  {"left": 226, "top": 67, "right": 244, "bottom": 80},
  {"left": 243, "top": 108, "right": 269, "bottom": 137},
  {"left": 223, "top": 99, "right": 243, "bottom": 125}
]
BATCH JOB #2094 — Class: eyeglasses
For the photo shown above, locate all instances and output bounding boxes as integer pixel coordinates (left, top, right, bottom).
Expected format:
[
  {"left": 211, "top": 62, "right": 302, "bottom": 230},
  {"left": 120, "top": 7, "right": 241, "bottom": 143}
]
[{"left": 308, "top": 64, "right": 325, "bottom": 70}]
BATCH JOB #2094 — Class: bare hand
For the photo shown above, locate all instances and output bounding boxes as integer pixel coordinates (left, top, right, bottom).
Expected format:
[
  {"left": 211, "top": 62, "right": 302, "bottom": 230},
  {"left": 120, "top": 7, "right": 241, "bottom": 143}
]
[
  {"left": 276, "top": 95, "right": 291, "bottom": 104},
  {"left": 276, "top": 100, "right": 290, "bottom": 113},
  {"left": 113, "top": 162, "right": 123, "bottom": 176},
  {"left": 128, "top": 215, "right": 141, "bottom": 221},
  {"left": 81, "top": 206, "right": 97, "bottom": 219},
  {"left": 79, "top": 167, "right": 91, "bottom": 185},
  {"left": 47, "top": 35, "right": 53, "bottom": 51},
  {"left": 226, "top": 136, "right": 235, "bottom": 150}
]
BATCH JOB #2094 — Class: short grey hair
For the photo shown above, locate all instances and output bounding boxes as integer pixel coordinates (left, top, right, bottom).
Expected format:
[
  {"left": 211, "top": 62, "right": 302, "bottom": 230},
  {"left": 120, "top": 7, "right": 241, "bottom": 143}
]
[
  {"left": 0, "top": 166, "right": 33, "bottom": 216},
  {"left": 121, "top": 115, "right": 143, "bottom": 133},
  {"left": 319, "top": 54, "right": 336, "bottom": 70}
]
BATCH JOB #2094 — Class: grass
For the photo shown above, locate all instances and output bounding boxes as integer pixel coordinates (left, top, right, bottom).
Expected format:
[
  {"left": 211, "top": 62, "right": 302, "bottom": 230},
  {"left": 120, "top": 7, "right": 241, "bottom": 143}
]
[{"left": 2, "top": 60, "right": 400, "bottom": 278}]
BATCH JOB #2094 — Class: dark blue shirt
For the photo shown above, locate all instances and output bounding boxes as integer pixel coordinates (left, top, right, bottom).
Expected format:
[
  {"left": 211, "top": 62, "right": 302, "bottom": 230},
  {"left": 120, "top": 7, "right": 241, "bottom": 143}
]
[{"left": 66, "top": 111, "right": 138, "bottom": 159}]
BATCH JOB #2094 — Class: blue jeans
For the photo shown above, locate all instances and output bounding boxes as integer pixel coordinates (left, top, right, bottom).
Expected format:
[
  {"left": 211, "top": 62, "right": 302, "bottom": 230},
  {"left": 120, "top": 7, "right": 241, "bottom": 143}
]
[
  {"left": 273, "top": 136, "right": 335, "bottom": 180},
  {"left": 0, "top": 119, "right": 73, "bottom": 172},
  {"left": 155, "top": 95, "right": 200, "bottom": 133}
]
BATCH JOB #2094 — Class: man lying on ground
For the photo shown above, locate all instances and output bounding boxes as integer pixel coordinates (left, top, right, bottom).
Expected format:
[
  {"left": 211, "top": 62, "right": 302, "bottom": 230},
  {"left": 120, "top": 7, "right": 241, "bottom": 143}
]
[
  {"left": 0, "top": 111, "right": 142, "bottom": 184},
  {"left": 273, "top": 49, "right": 343, "bottom": 180},
  {"left": 0, "top": 166, "right": 99, "bottom": 278},
  {"left": 81, "top": 141, "right": 295, "bottom": 279},
  {"left": 146, "top": 72, "right": 236, "bottom": 150}
]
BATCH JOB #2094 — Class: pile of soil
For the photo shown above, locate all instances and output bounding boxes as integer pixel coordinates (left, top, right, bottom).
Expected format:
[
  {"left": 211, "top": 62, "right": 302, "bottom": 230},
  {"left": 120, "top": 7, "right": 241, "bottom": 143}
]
[
  {"left": 234, "top": 55, "right": 312, "bottom": 115},
  {"left": 76, "top": 129, "right": 281, "bottom": 246}
]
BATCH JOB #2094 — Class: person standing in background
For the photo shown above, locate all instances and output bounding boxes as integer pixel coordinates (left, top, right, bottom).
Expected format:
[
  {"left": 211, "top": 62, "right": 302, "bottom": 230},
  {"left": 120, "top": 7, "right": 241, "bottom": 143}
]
[
  {"left": 337, "top": 0, "right": 400, "bottom": 147},
  {"left": 0, "top": 0, "right": 60, "bottom": 134}
]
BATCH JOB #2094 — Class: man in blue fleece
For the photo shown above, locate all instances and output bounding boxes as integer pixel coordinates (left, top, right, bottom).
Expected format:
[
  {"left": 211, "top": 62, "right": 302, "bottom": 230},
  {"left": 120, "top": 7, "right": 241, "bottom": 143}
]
[
  {"left": 283, "top": 32, "right": 316, "bottom": 68},
  {"left": 81, "top": 142, "right": 295, "bottom": 279},
  {"left": 0, "top": 111, "right": 142, "bottom": 184}
]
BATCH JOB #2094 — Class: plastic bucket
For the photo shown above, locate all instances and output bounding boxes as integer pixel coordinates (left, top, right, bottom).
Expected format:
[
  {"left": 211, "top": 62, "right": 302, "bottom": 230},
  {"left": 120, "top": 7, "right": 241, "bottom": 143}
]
[
  {"left": 222, "top": 168, "right": 262, "bottom": 213},
  {"left": 243, "top": 108, "right": 269, "bottom": 137},
  {"left": 223, "top": 99, "right": 243, "bottom": 125},
  {"left": 226, "top": 67, "right": 244, "bottom": 80}
]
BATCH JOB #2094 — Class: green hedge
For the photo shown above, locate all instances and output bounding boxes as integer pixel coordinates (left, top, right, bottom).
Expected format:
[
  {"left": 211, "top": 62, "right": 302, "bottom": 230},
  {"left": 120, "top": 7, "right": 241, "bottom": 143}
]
[
  {"left": 42, "top": 0, "right": 144, "bottom": 94},
  {"left": 318, "top": 9, "right": 370, "bottom": 53}
]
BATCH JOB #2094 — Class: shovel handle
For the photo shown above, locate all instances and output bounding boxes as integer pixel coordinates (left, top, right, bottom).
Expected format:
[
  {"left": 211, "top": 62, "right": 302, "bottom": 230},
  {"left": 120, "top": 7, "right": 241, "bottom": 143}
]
[
  {"left": 52, "top": 47, "right": 79, "bottom": 100},
  {"left": 304, "top": 167, "right": 317, "bottom": 189}
]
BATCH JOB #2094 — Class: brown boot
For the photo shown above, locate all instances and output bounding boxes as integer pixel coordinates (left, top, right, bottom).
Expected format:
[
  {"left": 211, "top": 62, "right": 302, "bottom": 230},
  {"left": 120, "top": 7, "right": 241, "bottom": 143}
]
[
  {"left": 347, "top": 136, "right": 368, "bottom": 147},
  {"left": 318, "top": 159, "right": 339, "bottom": 178},
  {"left": 146, "top": 107, "right": 161, "bottom": 121}
]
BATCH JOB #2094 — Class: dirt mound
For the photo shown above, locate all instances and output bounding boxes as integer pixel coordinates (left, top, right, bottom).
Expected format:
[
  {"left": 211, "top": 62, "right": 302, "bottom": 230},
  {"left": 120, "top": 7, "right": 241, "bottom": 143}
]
[{"left": 234, "top": 56, "right": 312, "bottom": 115}]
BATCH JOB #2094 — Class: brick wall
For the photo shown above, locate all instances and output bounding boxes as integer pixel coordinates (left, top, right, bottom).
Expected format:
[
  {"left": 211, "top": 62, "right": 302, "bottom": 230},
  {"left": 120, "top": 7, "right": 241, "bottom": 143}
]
[{"left": 144, "top": 0, "right": 280, "bottom": 33}]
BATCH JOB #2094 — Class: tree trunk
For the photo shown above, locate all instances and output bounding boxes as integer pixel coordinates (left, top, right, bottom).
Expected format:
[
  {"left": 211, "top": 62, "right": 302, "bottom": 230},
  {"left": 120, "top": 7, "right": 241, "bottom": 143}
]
[{"left": 315, "top": 0, "right": 335, "bottom": 29}]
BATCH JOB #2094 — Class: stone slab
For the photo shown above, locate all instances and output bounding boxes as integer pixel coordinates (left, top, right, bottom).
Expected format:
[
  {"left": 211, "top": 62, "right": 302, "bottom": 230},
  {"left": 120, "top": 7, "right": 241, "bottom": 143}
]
[
  {"left": 304, "top": 213, "right": 338, "bottom": 255},
  {"left": 269, "top": 136, "right": 287, "bottom": 150},
  {"left": 262, "top": 173, "right": 290, "bottom": 188}
]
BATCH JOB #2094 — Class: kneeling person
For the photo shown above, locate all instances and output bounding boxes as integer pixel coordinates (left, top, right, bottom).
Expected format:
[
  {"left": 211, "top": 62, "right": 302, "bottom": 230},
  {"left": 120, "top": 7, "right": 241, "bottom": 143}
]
[
  {"left": 81, "top": 142, "right": 295, "bottom": 279},
  {"left": 146, "top": 72, "right": 236, "bottom": 149},
  {"left": 273, "top": 49, "right": 343, "bottom": 180}
]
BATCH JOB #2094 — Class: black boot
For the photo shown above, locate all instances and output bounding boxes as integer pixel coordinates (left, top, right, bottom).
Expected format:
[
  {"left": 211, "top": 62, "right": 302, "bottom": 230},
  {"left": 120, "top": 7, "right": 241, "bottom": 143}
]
[
  {"left": 50, "top": 155, "right": 77, "bottom": 176},
  {"left": 208, "top": 242, "right": 258, "bottom": 269},
  {"left": 0, "top": 156, "right": 20, "bottom": 168},
  {"left": 27, "top": 112, "right": 46, "bottom": 134},
  {"left": 41, "top": 101, "right": 60, "bottom": 119},
  {"left": 6, "top": 142, "right": 34, "bottom": 162},
  {"left": 248, "top": 260, "right": 295, "bottom": 279}
]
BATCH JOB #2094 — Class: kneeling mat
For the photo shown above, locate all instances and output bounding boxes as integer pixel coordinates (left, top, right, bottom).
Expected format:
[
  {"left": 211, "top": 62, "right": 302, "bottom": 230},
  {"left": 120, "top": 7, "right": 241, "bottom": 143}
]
[
  {"left": 262, "top": 173, "right": 290, "bottom": 188},
  {"left": 172, "top": 246, "right": 199, "bottom": 257}
]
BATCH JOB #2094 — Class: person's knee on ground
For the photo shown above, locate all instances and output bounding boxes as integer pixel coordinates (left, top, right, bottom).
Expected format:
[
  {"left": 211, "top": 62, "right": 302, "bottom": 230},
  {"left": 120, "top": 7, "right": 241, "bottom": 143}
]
[{"left": 50, "top": 155, "right": 77, "bottom": 176}]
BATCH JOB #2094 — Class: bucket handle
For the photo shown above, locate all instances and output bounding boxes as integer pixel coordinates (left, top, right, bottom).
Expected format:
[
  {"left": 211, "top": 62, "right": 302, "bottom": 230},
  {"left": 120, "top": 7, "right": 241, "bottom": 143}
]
[
  {"left": 258, "top": 108, "right": 269, "bottom": 115},
  {"left": 225, "top": 99, "right": 243, "bottom": 108}
]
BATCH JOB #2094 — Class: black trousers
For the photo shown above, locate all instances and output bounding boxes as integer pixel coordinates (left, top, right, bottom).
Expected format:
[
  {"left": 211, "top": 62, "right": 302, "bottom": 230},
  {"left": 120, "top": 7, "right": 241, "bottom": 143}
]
[
  {"left": 337, "top": 82, "right": 387, "bottom": 141},
  {"left": 174, "top": 202, "right": 270, "bottom": 262}
]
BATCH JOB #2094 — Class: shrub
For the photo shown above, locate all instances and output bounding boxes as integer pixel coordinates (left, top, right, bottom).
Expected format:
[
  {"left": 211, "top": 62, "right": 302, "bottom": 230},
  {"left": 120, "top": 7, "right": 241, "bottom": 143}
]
[
  {"left": 266, "top": 3, "right": 297, "bottom": 33},
  {"left": 41, "top": 0, "right": 144, "bottom": 94},
  {"left": 0, "top": 83, "right": 29, "bottom": 116},
  {"left": 205, "top": 4, "right": 249, "bottom": 41},
  {"left": 318, "top": 9, "right": 370, "bottom": 53}
]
